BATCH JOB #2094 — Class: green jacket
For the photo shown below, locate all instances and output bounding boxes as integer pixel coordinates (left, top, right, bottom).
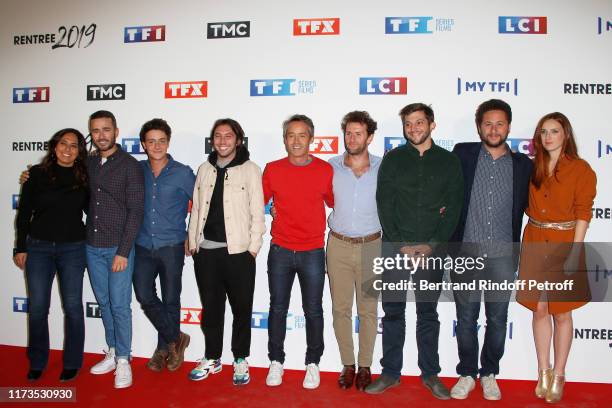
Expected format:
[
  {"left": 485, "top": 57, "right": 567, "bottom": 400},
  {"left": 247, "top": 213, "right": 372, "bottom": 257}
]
[{"left": 376, "top": 141, "right": 464, "bottom": 245}]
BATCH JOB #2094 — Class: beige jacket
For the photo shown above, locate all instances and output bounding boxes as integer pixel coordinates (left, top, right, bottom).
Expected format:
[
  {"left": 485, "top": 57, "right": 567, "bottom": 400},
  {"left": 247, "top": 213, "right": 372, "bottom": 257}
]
[{"left": 188, "top": 159, "right": 266, "bottom": 254}]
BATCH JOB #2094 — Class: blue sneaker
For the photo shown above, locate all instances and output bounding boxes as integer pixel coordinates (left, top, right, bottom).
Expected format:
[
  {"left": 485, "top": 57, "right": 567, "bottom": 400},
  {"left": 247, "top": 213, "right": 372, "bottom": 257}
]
[
  {"left": 188, "top": 358, "right": 222, "bottom": 381},
  {"left": 233, "top": 358, "right": 250, "bottom": 385}
]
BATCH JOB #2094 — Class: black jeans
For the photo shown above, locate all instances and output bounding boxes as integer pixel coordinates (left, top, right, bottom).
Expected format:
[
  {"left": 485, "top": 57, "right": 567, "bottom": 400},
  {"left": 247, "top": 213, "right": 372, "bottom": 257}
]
[{"left": 193, "top": 248, "right": 255, "bottom": 360}]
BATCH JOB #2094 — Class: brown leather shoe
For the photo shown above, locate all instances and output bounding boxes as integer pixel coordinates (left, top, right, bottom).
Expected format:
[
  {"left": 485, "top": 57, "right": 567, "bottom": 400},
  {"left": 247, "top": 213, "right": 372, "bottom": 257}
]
[
  {"left": 338, "top": 365, "right": 356, "bottom": 389},
  {"left": 167, "top": 332, "right": 190, "bottom": 371},
  {"left": 355, "top": 367, "right": 372, "bottom": 391},
  {"left": 147, "top": 349, "right": 168, "bottom": 372}
]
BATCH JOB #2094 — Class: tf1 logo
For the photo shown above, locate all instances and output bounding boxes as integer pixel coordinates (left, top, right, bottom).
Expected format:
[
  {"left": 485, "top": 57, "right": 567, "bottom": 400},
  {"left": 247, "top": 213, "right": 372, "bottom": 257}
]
[
  {"left": 165, "top": 81, "right": 208, "bottom": 98},
  {"left": 207, "top": 21, "right": 250, "bottom": 39},
  {"left": 508, "top": 138, "right": 534, "bottom": 158},
  {"left": 180, "top": 308, "right": 202, "bottom": 324},
  {"left": 13, "top": 297, "right": 28, "bottom": 313},
  {"left": 598, "top": 17, "right": 612, "bottom": 35},
  {"left": 498, "top": 17, "right": 547, "bottom": 34},
  {"left": 293, "top": 18, "right": 340, "bottom": 35},
  {"left": 13, "top": 87, "right": 50, "bottom": 103},
  {"left": 309, "top": 137, "right": 338, "bottom": 154},
  {"left": 121, "top": 138, "right": 145, "bottom": 155},
  {"left": 87, "top": 84, "right": 125, "bottom": 101},
  {"left": 86, "top": 302, "right": 101, "bottom": 318},
  {"left": 384, "top": 137, "right": 406, "bottom": 153},
  {"left": 124, "top": 25, "right": 165, "bottom": 43},
  {"left": 250, "top": 79, "right": 295, "bottom": 96},
  {"left": 359, "top": 77, "right": 407, "bottom": 95},
  {"left": 205, "top": 136, "right": 249, "bottom": 154}
]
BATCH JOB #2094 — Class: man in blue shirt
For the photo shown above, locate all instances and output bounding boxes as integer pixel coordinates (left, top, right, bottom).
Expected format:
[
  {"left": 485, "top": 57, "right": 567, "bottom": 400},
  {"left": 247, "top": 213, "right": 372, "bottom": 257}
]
[
  {"left": 132, "top": 118, "right": 196, "bottom": 373},
  {"left": 327, "top": 111, "right": 382, "bottom": 391}
]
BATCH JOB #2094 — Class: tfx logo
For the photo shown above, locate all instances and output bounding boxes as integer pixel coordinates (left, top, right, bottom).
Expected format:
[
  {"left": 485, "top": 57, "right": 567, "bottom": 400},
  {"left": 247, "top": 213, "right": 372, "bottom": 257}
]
[
  {"left": 457, "top": 78, "right": 519, "bottom": 95},
  {"left": 207, "top": 21, "right": 250, "bottom": 39},
  {"left": 251, "top": 311, "right": 305, "bottom": 330},
  {"left": 498, "top": 17, "right": 547, "bottom": 34},
  {"left": 508, "top": 138, "right": 534, "bottom": 158},
  {"left": 250, "top": 79, "right": 295, "bottom": 96},
  {"left": 310, "top": 137, "right": 338, "bottom": 154},
  {"left": 165, "top": 81, "right": 208, "bottom": 98},
  {"left": 87, "top": 84, "right": 125, "bottom": 101},
  {"left": 453, "top": 320, "right": 514, "bottom": 339},
  {"left": 13, "top": 87, "right": 50, "bottom": 103},
  {"left": 180, "top": 308, "right": 202, "bottom": 324},
  {"left": 384, "top": 137, "right": 406, "bottom": 153},
  {"left": 124, "top": 25, "right": 165, "bottom": 43},
  {"left": 597, "top": 140, "right": 612, "bottom": 158},
  {"left": 86, "top": 302, "right": 101, "bottom": 318},
  {"left": 13, "top": 297, "right": 28, "bottom": 313},
  {"left": 385, "top": 17, "right": 454, "bottom": 34},
  {"left": 205, "top": 136, "right": 248, "bottom": 154},
  {"left": 359, "top": 77, "right": 407, "bottom": 95},
  {"left": 293, "top": 18, "right": 340, "bottom": 35},
  {"left": 121, "top": 138, "right": 145, "bottom": 155},
  {"left": 598, "top": 17, "right": 612, "bottom": 35},
  {"left": 12, "top": 194, "right": 20, "bottom": 210}
]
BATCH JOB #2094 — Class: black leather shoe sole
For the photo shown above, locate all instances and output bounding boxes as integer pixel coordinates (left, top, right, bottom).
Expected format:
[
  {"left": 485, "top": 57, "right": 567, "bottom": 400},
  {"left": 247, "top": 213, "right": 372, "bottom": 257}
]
[
  {"left": 27, "top": 369, "right": 42, "bottom": 381},
  {"left": 60, "top": 369, "right": 79, "bottom": 382}
]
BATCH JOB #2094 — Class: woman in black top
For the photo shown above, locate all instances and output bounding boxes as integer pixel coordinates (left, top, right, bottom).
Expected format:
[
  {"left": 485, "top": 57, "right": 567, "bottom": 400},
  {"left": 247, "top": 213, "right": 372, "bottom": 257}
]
[{"left": 13, "top": 128, "right": 89, "bottom": 382}]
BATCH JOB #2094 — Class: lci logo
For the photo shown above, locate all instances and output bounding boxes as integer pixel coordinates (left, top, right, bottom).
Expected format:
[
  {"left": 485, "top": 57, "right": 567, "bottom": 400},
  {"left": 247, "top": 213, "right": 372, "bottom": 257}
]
[
  {"left": 207, "top": 21, "right": 250, "bottom": 39},
  {"left": 498, "top": 17, "right": 547, "bottom": 34},
  {"left": 165, "top": 81, "right": 208, "bottom": 99},
  {"left": 86, "top": 302, "right": 101, "bottom": 318},
  {"left": 205, "top": 137, "right": 249, "bottom": 154},
  {"left": 359, "top": 77, "right": 407, "bottom": 95},
  {"left": 354, "top": 316, "right": 383, "bottom": 334},
  {"left": 251, "top": 311, "right": 305, "bottom": 330},
  {"left": 597, "top": 17, "right": 612, "bottom": 35},
  {"left": 508, "top": 138, "right": 534, "bottom": 158},
  {"left": 293, "top": 18, "right": 340, "bottom": 35},
  {"left": 13, "top": 297, "right": 28, "bottom": 313},
  {"left": 453, "top": 320, "right": 514, "bottom": 340},
  {"left": 457, "top": 78, "right": 519, "bottom": 95},
  {"left": 121, "top": 138, "right": 145, "bottom": 155},
  {"left": 124, "top": 25, "right": 165, "bottom": 43},
  {"left": 13, "top": 87, "right": 50, "bottom": 103},
  {"left": 12, "top": 194, "right": 20, "bottom": 210},
  {"left": 597, "top": 140, "right": 612, "bottom": 158},
  {"left": 385, "top": 17, "right": 454, "bottom": 33},
  {"left": 87, "top": 84, "right": 125, "bottom": 101},
  {"left": 180, "top": 308, "right": 202, "bottom": 324},
  {"left": 384, "top": 137, "right": 406, "bottom": 153},
  {"left": 250, "top": 79, "right": 316, "bottom": 96},
  {"left": 310, "top": 137, "right": 338, "bottom": 154}
]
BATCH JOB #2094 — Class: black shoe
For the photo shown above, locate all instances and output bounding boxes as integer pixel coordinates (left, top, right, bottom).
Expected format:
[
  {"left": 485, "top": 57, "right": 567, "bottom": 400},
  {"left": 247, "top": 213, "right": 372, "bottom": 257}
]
[
  {"left": 364, "top": 374, "right": 400, "bottom": 394},
  {"left": 27, "top": 369, "right": 42, "bottom": 381},
  {"left": 422, "top": 375, "right": 451, "bottom": 400},
  {"left": 60, "top": 368, "right": 79, "bottom": 382}
]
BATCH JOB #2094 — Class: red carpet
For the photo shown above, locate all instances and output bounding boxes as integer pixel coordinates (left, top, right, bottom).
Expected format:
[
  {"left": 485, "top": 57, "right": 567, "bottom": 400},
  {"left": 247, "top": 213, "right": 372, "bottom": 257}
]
[{"left": 0, "top": 345, "right": 610, "bottom": 407}]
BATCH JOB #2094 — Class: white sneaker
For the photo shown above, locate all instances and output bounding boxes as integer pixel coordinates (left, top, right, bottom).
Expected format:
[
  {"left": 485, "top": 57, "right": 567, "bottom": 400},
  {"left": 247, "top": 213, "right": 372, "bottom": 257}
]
[
  {"left": 481, "top": 374, "right": 501, "bottom": 400},
  {"left": 450, "top": 375, "right": 475, "bottom": 399},
  {"left": 266, "top": 361, "right": 283, "bottom": 386},
  {"left": 303, "top": 363, "right": 320, "bottom": 389},
  {"left": 114, "top": 358, "right": 132, "bottom": 389},
  {"left": 90, "top": 348, "right": 116, "bottom": 375}
]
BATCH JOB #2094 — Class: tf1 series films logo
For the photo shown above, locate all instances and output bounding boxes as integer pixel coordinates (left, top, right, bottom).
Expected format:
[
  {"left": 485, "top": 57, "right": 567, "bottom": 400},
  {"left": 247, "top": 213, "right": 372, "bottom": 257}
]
[
  {"left": 250, "top": 79, "right": 316, "bottom": 96},
  {"left": 385, "top": 17, "right": 454, "bottom": 33}
]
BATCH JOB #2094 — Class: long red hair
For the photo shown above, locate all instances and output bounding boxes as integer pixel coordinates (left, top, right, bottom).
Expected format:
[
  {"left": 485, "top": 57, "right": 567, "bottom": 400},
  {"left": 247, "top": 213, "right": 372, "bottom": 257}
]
[{"left": 531, "top": 112, "right": 579, "bottom": 189}]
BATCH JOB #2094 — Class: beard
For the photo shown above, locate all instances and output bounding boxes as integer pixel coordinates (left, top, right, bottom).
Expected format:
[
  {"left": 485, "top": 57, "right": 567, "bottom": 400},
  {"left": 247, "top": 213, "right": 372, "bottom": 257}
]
[
  {"left": 404, "top": 129, "right": 431, "bottom": 146},
  {"left": 479, "top": 131, "right": 509, "bottom": 148},
  {"left": 345, "top": 143, "right": 368, "bottom": 156}
]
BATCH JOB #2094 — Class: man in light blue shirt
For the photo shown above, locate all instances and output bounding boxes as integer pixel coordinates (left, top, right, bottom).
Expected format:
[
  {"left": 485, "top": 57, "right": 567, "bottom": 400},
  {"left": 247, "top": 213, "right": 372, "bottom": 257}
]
[
  {"left": 327, "top": 111, "right": 382, "bottom": 391},
  {"left": 132, "top": 118, "right": 196, "bottom": 373}
]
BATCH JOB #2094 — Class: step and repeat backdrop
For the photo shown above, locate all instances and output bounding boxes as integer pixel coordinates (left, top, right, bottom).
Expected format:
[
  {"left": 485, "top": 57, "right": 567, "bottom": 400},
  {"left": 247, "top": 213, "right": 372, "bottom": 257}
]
[{"left": 2, "top": 0, "right": 611, "bottom": 382}]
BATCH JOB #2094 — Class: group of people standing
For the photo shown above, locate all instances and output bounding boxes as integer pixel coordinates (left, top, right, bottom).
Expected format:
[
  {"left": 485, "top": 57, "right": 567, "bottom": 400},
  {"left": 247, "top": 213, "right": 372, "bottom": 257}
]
[{"left": 13, "top": 99, "right": 596, "bottom": 404}]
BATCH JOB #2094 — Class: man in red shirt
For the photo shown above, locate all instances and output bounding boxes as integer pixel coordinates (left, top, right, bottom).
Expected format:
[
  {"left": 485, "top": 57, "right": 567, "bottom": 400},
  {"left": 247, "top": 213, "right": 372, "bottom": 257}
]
[{"left": 262, "top": 114, "right": 334, "bottom": 390}]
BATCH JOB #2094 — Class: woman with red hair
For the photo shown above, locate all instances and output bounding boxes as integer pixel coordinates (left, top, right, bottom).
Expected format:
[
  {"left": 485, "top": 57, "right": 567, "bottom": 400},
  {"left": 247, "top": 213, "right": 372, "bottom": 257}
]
[{"left": 518, "top": 112, "right": 596, "bottom": 403}]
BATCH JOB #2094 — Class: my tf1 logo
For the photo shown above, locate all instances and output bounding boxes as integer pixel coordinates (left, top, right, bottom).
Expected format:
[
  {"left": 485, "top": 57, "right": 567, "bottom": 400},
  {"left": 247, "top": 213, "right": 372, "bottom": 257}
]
[
  {"left": 293, "top": 18, "right": 340, "bottom": 35},
  {"left": 508, "top": 138, "right": 534, "bottom": 158},
  {"left": 498, "top": 17, "right": 547, "bottom": 34},
  {"left": 598, "top": 17, "right": 612, "bottom": 35},
  {"left": 250, "top": 79, "right": 295, "bottom": 96},
  {"left": 165, "top": 81, "right": 208, "bottom": 98},
  {"left": 87, "top": 84, "right": 125, "bottom": 101},
  {"left": 598, "top": 140, "right": 612, "bottom": 159},
  {"left": 207, "top": 21, "right": 250, "bottom": 39},
  {"left": 180, "top": 308, "right": 202, "bottom": 324},
  {"left": 124, "top": 25, "right": 165, "bottom": 43},
  {"left": 205, "top": 136, "right": 248, "bottom": 154},
  {"left": 86, "top": 302, "right": 101, "bottom": 318},
  {"left": 121, "top": 138, "right": 145, "bottom": 155},
  {"left": 13, "top": 87, "right": 50, "bottom": 103},
  {"left": 12, "top": 194, "right": 19, "bottom": 210},
  {"left": 309, "top": 137, "right": 338, "bottom": 154},
  {"left": 359, "top": 77, "right": 407, "bottom": 95},
  {"left": 457, "top": 78, "right": 519, "bottom": 96},
  {"left": 13, "top": 297, "right": 28, "bottom": 313},
  {"left": 384, "top": 137, "right": 406, "bottom": 153}
]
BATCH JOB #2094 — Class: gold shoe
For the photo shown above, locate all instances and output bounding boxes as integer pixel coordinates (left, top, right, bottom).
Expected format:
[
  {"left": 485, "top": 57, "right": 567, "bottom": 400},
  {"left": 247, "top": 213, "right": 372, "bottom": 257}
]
[
  {"left": 535, "top": 368, "right": 553, "bottom": 398},
  {"left": 545, "top": 374, "right": 565, "bottom": 403}
]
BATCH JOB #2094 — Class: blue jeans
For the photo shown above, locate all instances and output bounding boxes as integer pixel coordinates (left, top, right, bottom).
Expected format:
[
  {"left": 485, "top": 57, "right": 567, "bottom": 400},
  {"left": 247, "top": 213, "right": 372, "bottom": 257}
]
[
  {"left": 451, "top": 256, "right": 515, "bottom": 378},
  {"left": 86, "top": 245, "right": 135, "bottom": 359},
  {"left": 267, "top": 244, "right": 325, "bottom": 365},
  {"left": 133, "top": 243, "right": 184, "bottom": 350},
  {"left": 25, "top": 239, "right": 86, "bottom": 370}
]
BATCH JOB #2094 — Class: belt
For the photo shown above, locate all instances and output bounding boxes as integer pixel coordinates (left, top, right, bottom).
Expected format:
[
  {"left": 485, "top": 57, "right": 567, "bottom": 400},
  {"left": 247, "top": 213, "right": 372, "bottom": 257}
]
[
  {"left": 528, "top": 218, "right": 576, "bottom": 231},
  {"left": 330, "top": 230, "right": 381, "bottom": 244}
]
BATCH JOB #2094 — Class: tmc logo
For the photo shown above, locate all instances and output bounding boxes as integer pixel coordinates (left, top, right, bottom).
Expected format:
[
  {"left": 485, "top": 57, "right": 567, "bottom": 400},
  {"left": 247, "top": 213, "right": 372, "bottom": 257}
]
[
  {"left": 457, "top": 78, "right": 519, "bottom": 95},
  {"left": 359, "top": 77, "right": 407, "bottom": 95},
  {"left": 251, "top": 311, "right": 305, "bottom": 330},
  {"left": 597, "top": 140, "right": 612, "bottom": 158},
  {"left": 508, "top": 138, "right": 534, "bottom": 158},
  {"left": 87, "top": 84, "right": 125, "bottom": 101},
  {"left": 180, "top": 308, "right": 202, "bottom": 324},
  {"left": 385, "top": 17, "right": 454, "bottom": 34},
  {"left": 165, "top": 81, "right": 208, "bottom": 98},
  {"left": 498, "top": 17, "right": 547, "bottom": 34},
  {"left": 598, "top": 17, "right": 612, "bottom": 35},
  {"left": 205, "top": 137, "right": 248, "bottom": 154},
  {"left": 13, "top": 297, "right": 28, "bottom": 313},
  {"left": 13, "top": 87, "right": 50, "bottom": 103},
  {"left": 12, "top": 194, "right": 19, "bottom": 210},
  {"left": 384, "top": 137, "right": 406, "bottom": 153},
  {"left": 293, "top": 18, "right": 340, "bottom": 35},
  {"left": 207, "top": 21, "right": 250, "bottom": 39},
  {"left": 124, "top": 25, "right": 165, "bottom": 43},
  {"left": 121, "top": 138, "right": 145, "bottom": 155},
  {"left": 453, "top": 320, "right": 514, "bottom": 340},
  {"left": 86, "top": 302, "right": 101, "bottom": 318},
  {"left": 310, "top": 137, "right": 338, "bottom": 154}
]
